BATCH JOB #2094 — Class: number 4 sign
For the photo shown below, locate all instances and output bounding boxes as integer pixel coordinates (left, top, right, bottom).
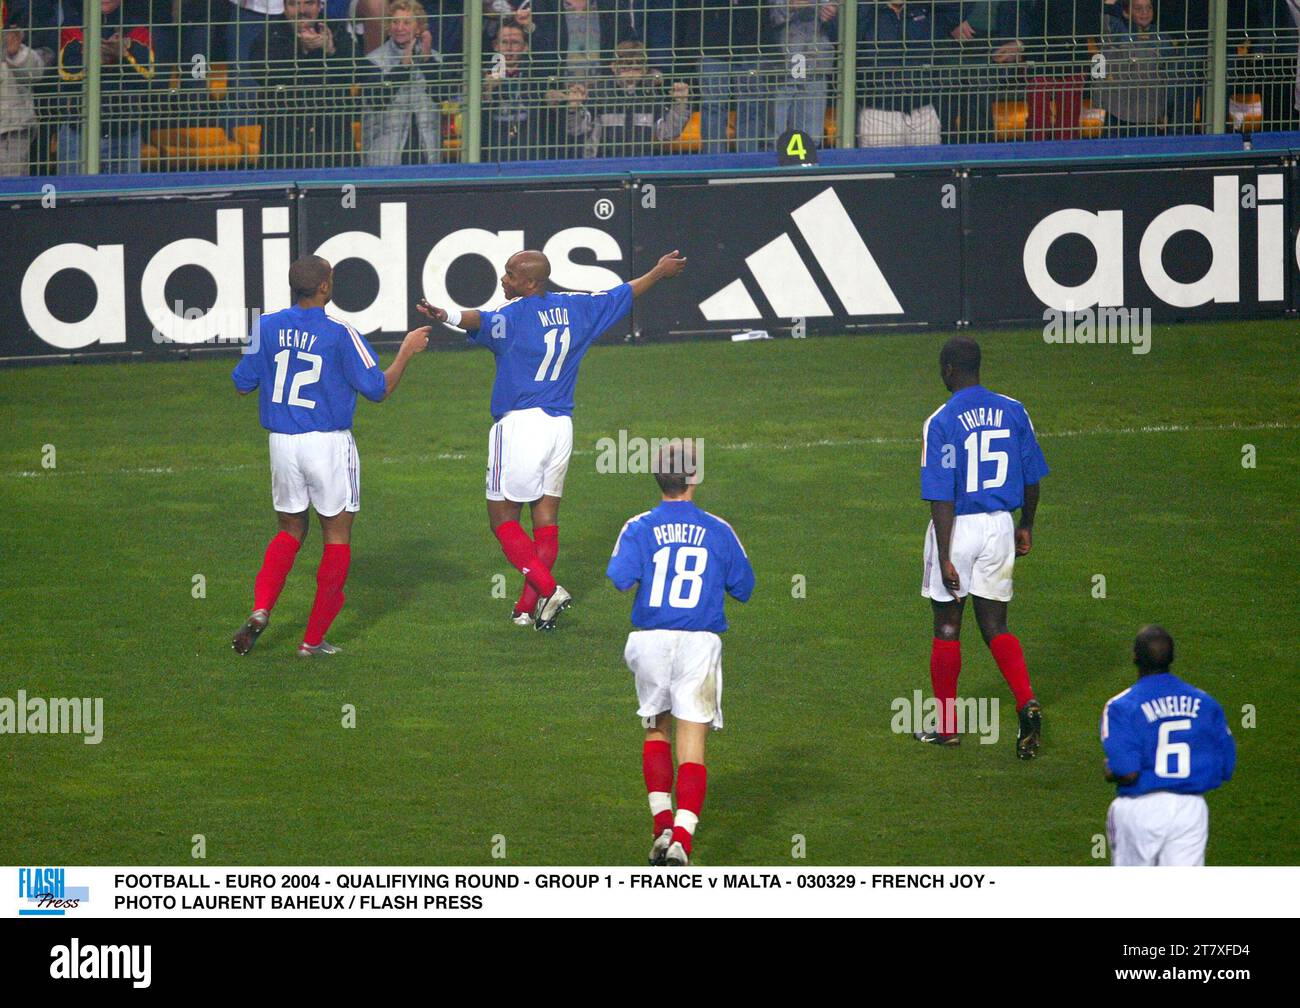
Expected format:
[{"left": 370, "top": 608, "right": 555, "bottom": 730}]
[{"left": 777, "top": 129, "right": 818, "bottom": 166}]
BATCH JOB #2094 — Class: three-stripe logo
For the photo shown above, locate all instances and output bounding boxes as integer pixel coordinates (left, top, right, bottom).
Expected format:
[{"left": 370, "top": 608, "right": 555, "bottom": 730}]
[{"left": 698, "top": 188, "right": 905, "bottom": 321}]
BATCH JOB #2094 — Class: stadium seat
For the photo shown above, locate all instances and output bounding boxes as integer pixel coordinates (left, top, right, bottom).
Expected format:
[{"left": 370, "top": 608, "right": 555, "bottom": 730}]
[
  {"left": 140, "top": 142, "right": 160, "bottom": 171},
  {"left": 1229, "top": 93, "right": 1263, "bottom": 133},
  {"left": 823, "top": 103, "right": 836, "bottom": 145},
  {"left": 661, "top": 110, "right": 734, "bottom": 155},
  {"left": 662, "top": 111, "right": 702, "bottom": 154},
  {"left": 232, "top": 124, "right": 261, "bottom": 164},
  {"left": 992, "top": 100, "right": 1029, "bottom": 142},
  {"left": 1079, "top": 102, "right": 1106, "bottom": 139},
  {"left": 208, "top": 63, "right": 228, "bottom": 95},
  {"left": 442, "top": 101, "right": 461, "bottom": 160},
  {"left": 151, "top": 126, "right": 244, "bottom": 170}
]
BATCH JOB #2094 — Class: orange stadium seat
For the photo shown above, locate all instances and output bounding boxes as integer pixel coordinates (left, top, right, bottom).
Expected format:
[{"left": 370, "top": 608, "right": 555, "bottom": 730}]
[
  {"left": 151, "top": 126, "right": 244, "bottom": 170},
  {"left": 1079, "top": 102, "right": 1106, "bottom": 139},
  {"left": 992, "top": 100, "right": 1029, "bottom": 142},
  {"left": 1229, "top": 93, "right": 1263, "bottom": 133},
  {"left": 208, "top": 62, "right": 228, "bottom": 95},
  {"left": 232, "top": 124, "right": 261, "bottom": 164}
]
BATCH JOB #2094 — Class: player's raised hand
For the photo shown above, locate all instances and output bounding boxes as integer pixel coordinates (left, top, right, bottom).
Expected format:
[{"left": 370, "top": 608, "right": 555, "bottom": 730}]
[
  {"left": 416, "top": 298, "right": 447, "bottom": 324},
  {"left": 941, "top": 559, "right": 961, "bottom": 596},
  {"left": 403, "top": 326, "right": 431, "bottom": 353},
  {"left": 656, "top": 250, "right": 687, "bottom": 278},
  {"left": 1015, "top": 526, "right": 1032, "bottom": 557}
]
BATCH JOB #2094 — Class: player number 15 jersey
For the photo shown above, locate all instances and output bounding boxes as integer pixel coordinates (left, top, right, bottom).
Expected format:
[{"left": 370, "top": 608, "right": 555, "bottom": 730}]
[{"left": 921, "top": 385, "right": 1050, "bottom": 515}]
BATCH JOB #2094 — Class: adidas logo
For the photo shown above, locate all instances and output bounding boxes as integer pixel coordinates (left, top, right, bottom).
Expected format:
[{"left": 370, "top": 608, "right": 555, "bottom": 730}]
[{"left": 698, "top": 188, "right": 904, "bottom": 321}]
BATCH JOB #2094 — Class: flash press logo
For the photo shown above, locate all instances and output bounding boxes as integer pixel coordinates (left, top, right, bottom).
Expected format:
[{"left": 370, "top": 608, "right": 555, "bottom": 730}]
[
  {"left": 18, "top": 868, "right": 89, "bottom": 916},
  {"left": 50, "top": 939, "right": 151, "bottom": 988},
  {"left": 699, "top": 188, "right": 904, "bottom": 321}
]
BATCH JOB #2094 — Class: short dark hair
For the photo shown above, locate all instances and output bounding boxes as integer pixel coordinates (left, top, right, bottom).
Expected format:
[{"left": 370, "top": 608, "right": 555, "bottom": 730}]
[
  {"left": 939, "top": 336, "right": 980, "bottom": 376},
  {"left": 497, "top": 18, "right": 527, "bottom": 41},
  {"left": 653, "top": 440, "right": 696, "bottom": 496},
  {"left": 289, "top": 255, "right": 331, "bottom": 302},
  {"left": 1133, "top": 624, "right": 1175, "bottom": 673}
]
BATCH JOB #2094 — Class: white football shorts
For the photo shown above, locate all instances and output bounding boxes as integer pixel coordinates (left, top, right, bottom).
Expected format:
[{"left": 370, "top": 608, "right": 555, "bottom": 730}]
[
  {"left": 1107, "top": 792, "right": 1210, "bottom": 866},
  {"left": 624, "top": 629, "right": 724, "bottom": 730},
  {"left": 269, "top": 429, "right": 360, "bottom": 517},
  {"left": 485, "top": 408, "right": 574, "bottom": 503},
  {"left": 922, "top": 510, "right": 1015, "bottom": 603}
]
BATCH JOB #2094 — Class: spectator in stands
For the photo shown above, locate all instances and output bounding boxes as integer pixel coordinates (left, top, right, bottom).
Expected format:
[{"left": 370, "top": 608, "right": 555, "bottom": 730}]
[
  {"left": 228, "top": 0, "right": 285, "bottom": 68},
  {"left": 767, "top": 0, "right": 837, "bottom": 146},
  {"left": 934, "top": 2, "right": 1030, "bottom": 142},
  {"left": 857, "top": 1, "right": 942, "bottom": 147},
  {"left": 680, "top": 0, "right": 765, "bottom": 153},
  {"left": 481, "top": 16, "right": 555, "bottom": 159},
  {"left": 361, "top": 0, "right": 449, "bottom": 164},
  {"left": 57, "top": 0, "right": 154, "bottom": 173},
  {"left": 355, "top": 0, "right": 459, "bottom": 55},
  {"left": 149, "top": 3, "right": 228, "bottom": 91},
  {"left": 259, "top": 0, "right": 360, "bottom": 166},
  {"left": 1096, "top": 0, "right": 1172, "bottom": 136},
  {"left": 530, "top": 0, "right": 614, "bottom": 87},
  {"left": 6, "top": 0, "right": 72, "bottom": 62},
  {"left": 1, "top": 10, "right": 45, "bottom": 175},
  {"left": 567, "top": 37, "right": 688, "bottom": 157},
  {"left": 608, "top": 0, "right": 675, "bottom": 71}
]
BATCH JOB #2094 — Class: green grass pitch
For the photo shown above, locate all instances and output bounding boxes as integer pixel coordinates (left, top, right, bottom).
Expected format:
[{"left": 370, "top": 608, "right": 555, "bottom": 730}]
[{"left": 1, "top": 321, "right": 1295, "bottom": 866}]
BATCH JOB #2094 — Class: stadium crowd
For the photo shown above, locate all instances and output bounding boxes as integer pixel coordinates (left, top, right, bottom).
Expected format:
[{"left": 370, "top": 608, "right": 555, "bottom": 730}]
[{"left": 0, "top": 0, "right": 1296, "bottom": 174}]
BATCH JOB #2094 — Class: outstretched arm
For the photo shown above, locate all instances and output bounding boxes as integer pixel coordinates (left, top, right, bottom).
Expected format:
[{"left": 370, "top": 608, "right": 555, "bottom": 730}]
[
  {"left": 416, "top": 299, "right": 482, "bottom": 333},
  {"left": 381, "top": 327, "right": 431, "bottom": 398},
  {"left": 629, "top": 250, "right": 687, "bottom": 299}
]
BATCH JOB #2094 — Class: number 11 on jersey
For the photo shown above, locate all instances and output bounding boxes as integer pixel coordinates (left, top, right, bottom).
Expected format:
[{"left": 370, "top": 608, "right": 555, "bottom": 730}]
[{"left": 534, "top": 327, "right": 571, "bottom": 382}]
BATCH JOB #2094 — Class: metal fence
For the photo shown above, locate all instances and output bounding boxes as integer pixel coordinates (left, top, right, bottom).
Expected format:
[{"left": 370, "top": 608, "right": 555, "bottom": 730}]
[{"left": 0, "top": 1, "right": 1294, "bottom": 176}]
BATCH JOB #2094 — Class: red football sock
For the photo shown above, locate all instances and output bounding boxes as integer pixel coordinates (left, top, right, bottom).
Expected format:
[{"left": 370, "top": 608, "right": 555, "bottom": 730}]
[
  {"left": 673, "top": 762, "right": 707, "bottom": 854},
  {"left": 252, "top": 531, "right": 301, "bottom": 612},
  {"left": 303, "top": 544, "right": 350, "bottom": 647},
  {"left": 990, "top": 633, "right": 1035, "bottom": 710},
  {"left": 931, "top": 638, "right": 961, "bottom": 736},
  {"left": 495, "top": 520, "right": 556, "bottom": 599},
  {"left": 642, "top": 739, "right": 674, "bottom": 835},
  {"left": 515, "top": 524, "right": 559, "bottom": 616}
]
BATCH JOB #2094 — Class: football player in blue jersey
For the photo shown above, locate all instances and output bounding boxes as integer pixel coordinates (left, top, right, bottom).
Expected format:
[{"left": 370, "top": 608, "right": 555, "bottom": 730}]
[
  {"left": 231, "top": 255, "right": 431, "bottom": 657},
  {"left": 418, "top": 247, "right": 687, "bottom": 631},
  {"left": 606, "top": 443, "right": 755, "bottom": 866},
  {"left": 1101, "top": 625, "right": 1235, "bottom": 866},
  {"left": 916, "top": 336, "right": 1050, "bottom": 757}
]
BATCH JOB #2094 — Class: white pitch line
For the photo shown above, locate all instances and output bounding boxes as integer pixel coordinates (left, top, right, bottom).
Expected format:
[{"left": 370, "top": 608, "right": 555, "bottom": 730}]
[{"left": 4, "top": 421, "right": 1295, "bottom": 480}]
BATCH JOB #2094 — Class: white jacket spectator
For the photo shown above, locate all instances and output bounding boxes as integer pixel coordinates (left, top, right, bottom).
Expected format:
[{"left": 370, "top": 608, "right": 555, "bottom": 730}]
[
  {"left": 1, "top": 22, "right": 45, "bottom": 176},
  {"left": 361, "top": 0, "right": 448, "bottom": 166}
]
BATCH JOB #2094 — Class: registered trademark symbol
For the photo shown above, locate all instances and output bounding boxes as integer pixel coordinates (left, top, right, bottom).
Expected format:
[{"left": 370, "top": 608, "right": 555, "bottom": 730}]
[{"left": 593, "top": 199, "right": 615, "bottom": 221}]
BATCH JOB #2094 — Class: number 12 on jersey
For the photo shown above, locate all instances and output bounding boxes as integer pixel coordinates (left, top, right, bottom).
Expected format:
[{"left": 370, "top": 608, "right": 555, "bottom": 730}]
[{"left": 271, "top": 349, "right": 322, "bottom": 408}]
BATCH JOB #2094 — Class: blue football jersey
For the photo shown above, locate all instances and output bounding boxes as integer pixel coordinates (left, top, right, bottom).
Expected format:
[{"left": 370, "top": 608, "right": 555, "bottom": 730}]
[
  {"left": 467, "top": 284, "right": 632, "bottom": 421},
  {"left": 1101, "top": 672, "right": 1236, "bottom": 797},
  {"left": 920, "top": 385, "right": 1049, "bottom": 515},
  {"left": 232, "top": 306, "right": 386, "bottom": 434},
  {"left": 606, "top": 500, "right": 755, "bottom": 633}
]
